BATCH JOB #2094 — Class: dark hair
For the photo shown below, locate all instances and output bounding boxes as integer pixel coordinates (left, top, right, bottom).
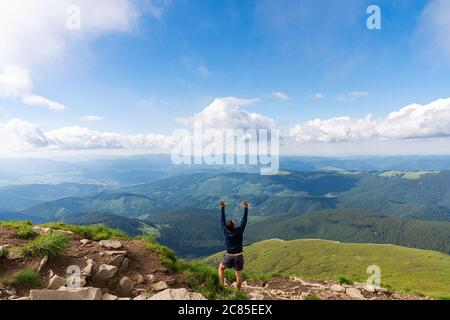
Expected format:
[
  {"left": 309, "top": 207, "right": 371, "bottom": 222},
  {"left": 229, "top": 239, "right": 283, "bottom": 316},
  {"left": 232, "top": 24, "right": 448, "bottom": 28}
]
[{"left": 226, "top": 220, "right": 236, "bottom": 230}]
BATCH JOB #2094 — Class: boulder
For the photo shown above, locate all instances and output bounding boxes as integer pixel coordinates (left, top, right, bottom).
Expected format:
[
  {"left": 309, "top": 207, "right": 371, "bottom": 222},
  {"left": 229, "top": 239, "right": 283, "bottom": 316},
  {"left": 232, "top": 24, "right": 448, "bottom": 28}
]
[
  {"left": 47, "top": 275, "right": 67, "bottom": 290},
  {"left": 119, "top": 258, "right": 129, "bottom": 272},
  {"left": 133, "top": 294, "right": 149, "bottom": 300},
  {"left": 102, "top": 293, "right": 118, "bottom": 300},
  {"left": 346, "top": 287, "right": 365, "bottom": 300},
  {"left": 100, "top": 250, "right": 128, "bottom": 257},
  {"left": 149, "top": 288, "right": 206, "bottom": 300},
  {"left": 80, "top": 239, "right": 90, "bottom": 245},
  {"left": 99, "top": 240, "right": 122, "bottom": 249},
  {"left": 92, "top": 264, "right": 118, "bottom": 286},
  {"left": 107, "top": 254, "right": 125, "bottom": 268},
  {"left": 30, "top": 287, "right": 102, "bottom": 300},
  {"left": 32, "top": 226, "right": 50, "bottom": 234},
  {"left": 117, "top": 277, "right": 134, "bottom": 297},
  {"left": 330, "top": 284, "right": 346, "bottom": 292},
  {"left": 152, "top": 281, "right": 168, "bottom": 292}
]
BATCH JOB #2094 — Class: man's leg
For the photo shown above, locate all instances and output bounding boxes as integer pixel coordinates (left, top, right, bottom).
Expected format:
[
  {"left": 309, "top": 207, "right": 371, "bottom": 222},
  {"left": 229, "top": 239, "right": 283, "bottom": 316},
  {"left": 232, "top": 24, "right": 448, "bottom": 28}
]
[
  {"left": 235, "top": 271, "right": 242, "bottom": 290},
  {"left": 218, "top": 263, "right": 226, "bottom": 286}
]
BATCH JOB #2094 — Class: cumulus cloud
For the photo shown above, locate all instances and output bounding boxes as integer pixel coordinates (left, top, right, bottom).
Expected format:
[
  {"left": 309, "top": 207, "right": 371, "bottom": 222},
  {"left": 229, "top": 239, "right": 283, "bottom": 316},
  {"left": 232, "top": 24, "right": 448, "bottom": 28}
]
[
  {"left": 81, "top": 115, "right": 104, "bottom": 122},
  {"left": 272, "top": 91, "right": 290, "bottom": 100},
  {"left": 289, "top": 98, "right": 450, "bottom": 143},
  {"left": 0, "top": 119, "right": 49, "bottom": 152},
  {"left": 179, "top": 97, "right": 274, "bottom": 131}
]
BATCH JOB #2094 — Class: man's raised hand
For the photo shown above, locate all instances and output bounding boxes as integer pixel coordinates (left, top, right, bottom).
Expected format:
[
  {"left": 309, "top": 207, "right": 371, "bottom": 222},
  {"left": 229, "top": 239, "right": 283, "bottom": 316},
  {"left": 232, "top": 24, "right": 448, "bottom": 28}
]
[
  {"left": 220, "top": 201, "right": 225, "bottom": 208},
  {"left": 241, "top": 200, "right": 248, "bottom": 208}
]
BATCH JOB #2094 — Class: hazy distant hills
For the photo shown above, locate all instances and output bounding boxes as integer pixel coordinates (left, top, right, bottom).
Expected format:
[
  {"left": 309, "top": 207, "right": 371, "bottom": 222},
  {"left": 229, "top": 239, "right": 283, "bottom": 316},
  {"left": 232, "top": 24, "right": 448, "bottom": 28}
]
[{"left": 1, "top": 155, "right": 450, "bottom": 258}]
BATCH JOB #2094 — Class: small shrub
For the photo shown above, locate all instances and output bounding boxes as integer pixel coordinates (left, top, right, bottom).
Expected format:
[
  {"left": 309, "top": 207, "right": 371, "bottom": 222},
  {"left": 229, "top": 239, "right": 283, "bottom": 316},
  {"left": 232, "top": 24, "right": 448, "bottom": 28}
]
[
  {"left": 2, "top": 269, "right": 40, "bottom": 288},
  {"left": 20, "top": 232, "right": 69, "bottom": 257},
  {"left": 440, "top": 296, "right": 450, "bottom": 300},
  {"left": 304, "top": 295, "right": 320, "bottom": 300},
  {"left": 337, "top": 276, "right": 353, "bottom": 285}
]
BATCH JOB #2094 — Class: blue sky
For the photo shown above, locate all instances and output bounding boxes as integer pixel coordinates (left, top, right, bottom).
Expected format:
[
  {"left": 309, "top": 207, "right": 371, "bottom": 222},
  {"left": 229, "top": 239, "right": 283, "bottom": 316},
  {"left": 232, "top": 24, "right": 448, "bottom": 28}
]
[{"left": 1, "top": 0, "right": 450, "bottom": 156}]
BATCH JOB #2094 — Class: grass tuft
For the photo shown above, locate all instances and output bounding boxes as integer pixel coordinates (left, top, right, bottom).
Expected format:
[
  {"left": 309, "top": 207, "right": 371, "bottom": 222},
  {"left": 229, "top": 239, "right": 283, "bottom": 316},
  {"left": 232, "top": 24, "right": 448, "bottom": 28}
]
[
  {"left": 1, "top": 269, "right": 40, "bottom": 288},
  {"left": 40, "top": 222, "right": 128, "bottom": 241},
  {"left": 337, "top": 276, "right": 354, "bottom": 285},
  {"left": 304, "top": 295, "right": 321, "bottom": 300},
  {"left": 20, "top": 232, "right": 69, "bottom": 257},
  {"left": 0, "top": 221, "right": 37, "bottom": 239}
]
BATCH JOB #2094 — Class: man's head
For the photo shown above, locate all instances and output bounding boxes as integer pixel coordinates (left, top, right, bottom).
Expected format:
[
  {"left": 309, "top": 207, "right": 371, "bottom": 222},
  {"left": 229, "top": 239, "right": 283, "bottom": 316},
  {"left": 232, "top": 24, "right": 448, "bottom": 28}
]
[{"left": 226, "top": 220, "right": 236, "bottom": 230}]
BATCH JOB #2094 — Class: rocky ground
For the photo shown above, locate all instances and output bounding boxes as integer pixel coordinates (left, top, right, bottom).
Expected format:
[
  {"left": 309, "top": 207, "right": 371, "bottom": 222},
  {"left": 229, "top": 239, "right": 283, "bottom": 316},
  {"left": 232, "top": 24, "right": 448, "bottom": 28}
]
[
  {"left": 0, "top": 226, "right": 205, "bottom": 300},
  {"left": 242, "top": 277, "right": 431, "bottom": 300}
]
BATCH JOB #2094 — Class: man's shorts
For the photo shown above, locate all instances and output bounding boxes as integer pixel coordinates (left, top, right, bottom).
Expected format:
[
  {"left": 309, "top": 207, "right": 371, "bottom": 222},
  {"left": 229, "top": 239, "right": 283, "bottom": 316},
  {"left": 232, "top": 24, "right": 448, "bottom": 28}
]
[{"left": 221, "top": 254, "right": 244, "bottom": 271}]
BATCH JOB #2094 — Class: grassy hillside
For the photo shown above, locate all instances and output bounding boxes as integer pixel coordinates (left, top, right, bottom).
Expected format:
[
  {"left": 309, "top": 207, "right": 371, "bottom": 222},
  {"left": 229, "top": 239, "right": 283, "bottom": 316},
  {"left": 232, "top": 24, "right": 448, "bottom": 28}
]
[
  {"left": 207, "top": 239, "right": 450, "bottom": 298},
  {"left": 246, "top": 209, "right": 450, "bottom": 254}
]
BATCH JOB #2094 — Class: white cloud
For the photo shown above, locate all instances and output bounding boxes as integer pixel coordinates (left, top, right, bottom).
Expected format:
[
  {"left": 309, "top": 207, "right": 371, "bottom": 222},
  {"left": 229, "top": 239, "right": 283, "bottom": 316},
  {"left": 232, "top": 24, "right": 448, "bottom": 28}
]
[
  {"left": 337, "top": 91, "right": 368, "bottom": 101},
  {"left": 21, "top": 95, "right": 67, "bottom": 111},
  {"left": 0, "top": 66, "right": 33, "bottom": 98},
  {"left": 289, "top": 98, "right": 450, "bottom": 143},
  {"left": 179, "top": 97, "right": 274, "bottom": 131},
  {"left": 0, "top": 1, "right": 169, "bottom": 113},
  {"left": 272, "top": 91, "right": 290, "bottom": 100},
  {"left": 0, "top": 119, "right": 49, "bottom": 152},
  {"left": 81, "top": 115, "right": 104, "bottom": 122},
  {"left": 310, "top": 93, "right": 325, "bottom": 99}
]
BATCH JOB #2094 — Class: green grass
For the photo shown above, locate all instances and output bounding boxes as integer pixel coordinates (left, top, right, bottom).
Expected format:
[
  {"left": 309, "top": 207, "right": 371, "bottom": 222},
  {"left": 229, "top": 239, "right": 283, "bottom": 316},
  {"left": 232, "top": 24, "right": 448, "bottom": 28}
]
[
  {"left": 40, "top": 222, "right": 128, "bottom": 241},
  {"left": 20, "top": 232, "right": 70, "bottom": 257},
  {"left": 304, "top": 295, "right": 320, "bottom": 300},
  {"left": 0, "top": 221, "right": 37, "bottom": 239},
  {"left": 1, "top": 269, "right": 40, "bottom": 288},
  {"left": 337, "top": 276, "right": 354, "bottom": 285},
  {"left": 138, "top": 235, "right": 247, "bottom": 300},
  {"left": 206, "top": 239, "right": 450, "bottom": 298}
]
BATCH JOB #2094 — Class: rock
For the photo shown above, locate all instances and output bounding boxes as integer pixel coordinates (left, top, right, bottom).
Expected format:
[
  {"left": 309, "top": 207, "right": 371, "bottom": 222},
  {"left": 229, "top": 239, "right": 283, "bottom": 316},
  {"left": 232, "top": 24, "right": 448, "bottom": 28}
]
[
  {"left": 48, "top": 269, "right": 54, "bottom": 279},
  {"left": 8, "top": 295, "right": 19, "bottom": 300},
  {"left": 133, "top": 294, "right": 149, "bottom": 300},
  {"left": 7, "top": 250, "right": 21, "bottom": 260},
  {"left": 32, "top": 226, "right": 50, "bottom": 234},
  {"left": 145, "top": 274, "right": 156, "bottom": 283},
  {"left": 102, "top": 293, "right": 118, "bottom": 300},
  {"left": 107, "top": 254, "right": 125, "bottom": 268},
  {"left": 118, "top": 277, "right": 134, "bottom": 297},
  {"left": 13, "top": 297, "right": 30, "bottom": 300},
  {"left": 165, "top": 277, "right": 176, "bottom": 285},
  {"left": 330, "top": 284, "right": 346, "bottom": 292},
  {"left": 118, "top": 297, "right": 132, "bottom": 300},
  {"left": 0, "top": 245, "right": 10, "bottom": 258},
  {"left": 92, "top": 264, "right": 118, "bottom": 286},
  {"left": 249, "top": 292, "right": 265, "bottom": 300},
  {"left": 99, "top": 240, "right": 122, "bottom": 249},
  {"left": 30, "top": 287, "right": 102, "bottom": 300},
  {"left": 56, "top": 230, "right": 74, "bottom": 235},
  {"left": 119, "top": 258, "right": 129, "bottom": 272},
  {"left": 47, "top": 275, "right": 67, "bottom": 290},
  {"left": 136, "top": 273, "right": 145, "bottom": 284},
  {"left": 6, "top": 289, "right": 16, "bottom": 295},
  {"left": 152, "top": 281, "right": 168, "bottom": 292},
  {"left": 80, "top": 239, "right": 90, "bottom": 245},
  {"left": 102, "top": 250, "right": 128, "bottom": 256},
  {"left": 346, "top": 287, "right": 365, "bottom": 300},
  {"left": 149, "top": 288, "right": 207, "bottom": 300},
  {"left": 81, "top": 259, "right": 95, "bottom": 276},
  {"left": 36, "top": 255, "right": 48, "bottom": 272}
]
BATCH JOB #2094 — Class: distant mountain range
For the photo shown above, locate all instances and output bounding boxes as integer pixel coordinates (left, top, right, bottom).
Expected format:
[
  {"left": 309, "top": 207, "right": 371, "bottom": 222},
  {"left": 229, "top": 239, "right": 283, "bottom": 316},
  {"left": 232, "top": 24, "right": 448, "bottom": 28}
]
[{"left": 1, "top": 155, "right": 450, "bottom": 259}]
